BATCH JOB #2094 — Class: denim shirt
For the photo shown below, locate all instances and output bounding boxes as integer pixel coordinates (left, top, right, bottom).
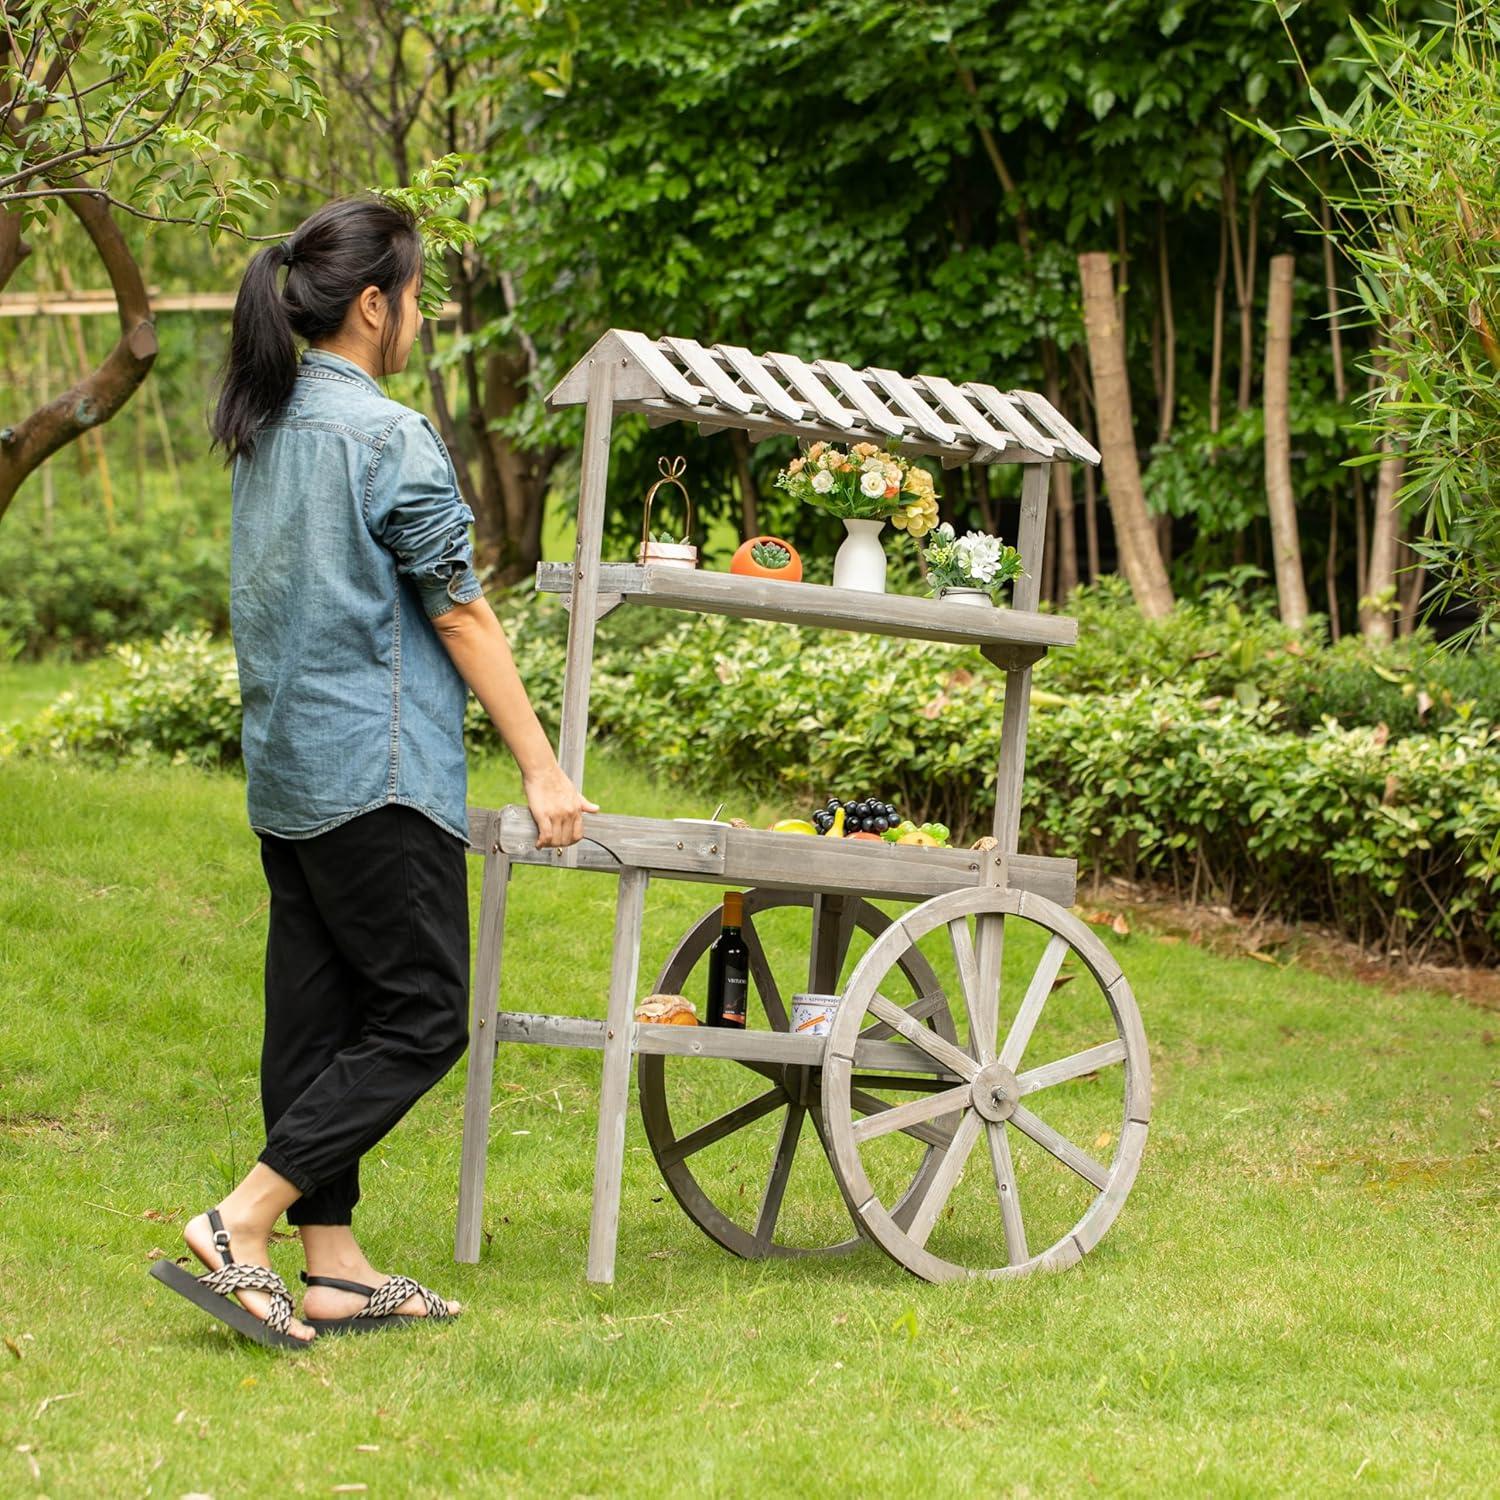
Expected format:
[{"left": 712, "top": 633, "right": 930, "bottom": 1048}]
[{"left": 229, "top": 348, "right": 484, "bottom": 844}]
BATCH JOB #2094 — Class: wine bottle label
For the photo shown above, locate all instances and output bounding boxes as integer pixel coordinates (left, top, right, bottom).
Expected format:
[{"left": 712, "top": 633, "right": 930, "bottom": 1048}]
[{"left": 722, "top": 972, "right": 748, "bottom": 1023}]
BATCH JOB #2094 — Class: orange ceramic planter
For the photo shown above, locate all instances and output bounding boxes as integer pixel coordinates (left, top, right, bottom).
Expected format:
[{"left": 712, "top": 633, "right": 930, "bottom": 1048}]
[{"left": 730, "top": 535, "right": 802, "bottom": 582}]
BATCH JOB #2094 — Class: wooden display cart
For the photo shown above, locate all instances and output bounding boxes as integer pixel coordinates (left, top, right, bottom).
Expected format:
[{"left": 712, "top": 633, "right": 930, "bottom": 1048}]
[{"left": 454, "top": 330, "right": 1151, "bottom": 1284}]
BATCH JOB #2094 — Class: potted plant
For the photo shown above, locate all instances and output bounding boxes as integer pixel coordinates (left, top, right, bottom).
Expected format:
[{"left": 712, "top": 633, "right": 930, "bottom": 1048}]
[
  {"left": 922, "top": 522, "right": 1024, "bottom": 606},
  {"left": 730, "top": 536, "right": 803, "bottom": 581},
  {"left": 637, "top": 456, "right": 698, "bottom": 568},
  {"left": 773, "top": 442, "right": 940, "bottom": 593}
]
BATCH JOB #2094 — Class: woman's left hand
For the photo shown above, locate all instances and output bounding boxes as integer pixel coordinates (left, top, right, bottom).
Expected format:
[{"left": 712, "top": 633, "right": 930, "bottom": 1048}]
[{"left": 523, "top": 762, "right": 599, "bottom": 849}]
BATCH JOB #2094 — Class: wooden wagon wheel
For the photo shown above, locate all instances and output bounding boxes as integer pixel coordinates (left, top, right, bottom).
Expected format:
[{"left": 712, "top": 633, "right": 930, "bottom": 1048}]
[
  {"left": 821, "top": 888, "right": 1150, "bottom": 1282},
  {"left": 638, "top": 889, "right": 960, "bottom": 1259}
]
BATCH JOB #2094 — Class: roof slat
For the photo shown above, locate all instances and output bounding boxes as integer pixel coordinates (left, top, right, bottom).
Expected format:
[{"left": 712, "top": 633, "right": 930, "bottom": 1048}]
[
  {"left": 814, "top": 359, "right": 905, "bottom": 437},
  {"left": 662, "top": 336, "right": 755, "bottom": 414},
  {"left": 765, "top": 351, "right": 860, "bottom": 428},
  {"left": 965, "top": 383, "right": 1059, "bottom": 456},
  {"left": 866, "top": 367, "right": 959, "bottom": 445},
  {"left": 913, "top": 374, "right": 1010, "bottom": 455},
  {"left": 614, "top": 328, "right": 701, "bottom": 406},
  {"left": 1007, "top": 389, "right": 1101, "bottom": 466},
  {"left": 717, "top": 344, "right": 805, "bottom": 421}
]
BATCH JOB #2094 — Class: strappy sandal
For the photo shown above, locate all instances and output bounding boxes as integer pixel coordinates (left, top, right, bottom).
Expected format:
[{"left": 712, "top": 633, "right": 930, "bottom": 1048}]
[
  {"left": 148, "top": 1208, "right": 313, "bottom": 1350},
  {"left": 299, "top": 1270, "right": 458, "bottom": 1335}
]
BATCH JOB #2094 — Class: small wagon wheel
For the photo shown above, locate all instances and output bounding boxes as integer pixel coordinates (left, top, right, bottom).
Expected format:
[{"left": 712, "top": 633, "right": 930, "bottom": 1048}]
[
  {"left": 821, "top": 888, "right": 1150, "bottom": 1282},
  {"left": 638, "top": 889, "right": 960, "bottom": 1259}
]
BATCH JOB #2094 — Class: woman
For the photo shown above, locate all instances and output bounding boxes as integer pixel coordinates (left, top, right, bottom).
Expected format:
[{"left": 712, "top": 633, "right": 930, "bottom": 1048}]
[{"left": 150, "top": 198, "right": 594, "bottom": 1347}]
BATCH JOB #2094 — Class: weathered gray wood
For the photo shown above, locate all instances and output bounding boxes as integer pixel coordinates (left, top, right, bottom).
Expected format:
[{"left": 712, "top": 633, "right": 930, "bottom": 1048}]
[
  {"left": 856, "top": 987, "right": 949, "bottom": 1043},
  {"left": 1008, "top": 1102, "right": 1110, "bottom": 1191},
  {"left": 752, "top": 1102, "right": 805, "bottom": 1249},
  {"left": 905, "top": 1109, "right": 982, "bottom": 1248},
  {"left": 557, "top": 358, "right": 618, "bottom": 795},
  {"left": 662, "top": 335, "right": 755, "bottom": 413},
  {"left": 1012, "top": 462, "right": 1051, "bottom": 616},
  {"left": 850, "top": 1083, "right": 972, "bottom": 1144},
  {"left": 1072, "top": 1118, "right": 1148, "bottom": 1254},
  {"left": 985, "top": 1120, "right": 1028, "bottom": 1265},
  {"left": 613, "top": 328, "right": 702, "bottom": 406},
  {"left": 1017, "top": 1038, "right": 1127, "bottom": 1095},
  {"left": 1008, "top": 387, "right": 1101, "bottom": 466},
  {"left": 848, "top": 1087, "right": 957, "bottom": 1151},
  {"left": 545, "top": 329, "right": 679, "bottom": 407},
  {"left": 765, "top": 350, "right": 859, "bottom": 426},
  {"left": 967, "top": 383, "right": 1060, "bottom": 457},
  {"left": 997, "top": 932, "right": 1070, "bottom": 1072},
  {"left": 866, "top": 367, "right": 959, "bottom": 445},
  {"left": 587, "top": 868, "right": 648, "bottom": 1285},
  {"left": 808, "top": 892, "right": 851, "bottom": 993},
  {"left": 914, "top": 373, "right": 1010, "bottom": 456},
  {"left": 715, "top": 342, "right": 805, "bottom": 420},
  {"left": 740, "top": 911, "right": 791, "bottom": 1032},
  {"left": 495, "top": 803, "right": 1076, "bottom": 907},
  {"left": 536, "top": 561, "right": 1075, "bottom": 652},
  {"left": 967, "top": 913, "right": 1002, "bottom": 1065},
  {"left": 814, "top": 358, "right": 905, "bottom": 435},
  {"left": 657, "top": 1087, "right": 785, "bottom": 1168},
  {"left": 859, "top": 993, "right": 980, "bottom": 1081},
  {"left": 454, "top": 851, "right": 510, "bottom": 1264}
]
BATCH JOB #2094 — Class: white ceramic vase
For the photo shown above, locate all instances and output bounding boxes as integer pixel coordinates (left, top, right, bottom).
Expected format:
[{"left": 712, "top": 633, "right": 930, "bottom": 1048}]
[
  {"left": 833, "top": 518, "right": 888, "bottom": 593},
  {"left": 937, "top": 586, "right": 993, "bottom": 608}
]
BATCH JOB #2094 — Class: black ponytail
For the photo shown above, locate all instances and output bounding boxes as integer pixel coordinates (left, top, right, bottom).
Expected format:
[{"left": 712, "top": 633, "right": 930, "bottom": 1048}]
[{"left": 211, "top": 197, "right": 424, "bottom": 462}]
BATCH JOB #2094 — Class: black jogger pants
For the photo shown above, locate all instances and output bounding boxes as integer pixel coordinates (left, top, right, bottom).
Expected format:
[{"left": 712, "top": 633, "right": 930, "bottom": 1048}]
[{"left": 255, "top": 804, "right": 470, "bottom": 1226}]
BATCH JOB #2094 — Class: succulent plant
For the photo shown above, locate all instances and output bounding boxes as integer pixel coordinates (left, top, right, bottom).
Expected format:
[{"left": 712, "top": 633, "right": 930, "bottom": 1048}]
[
  {"left": 650, "top": 528, "right": 689, "bottom": 545},
  {"left": 749, "top": 540, "right": 792, "bottom": 569}
]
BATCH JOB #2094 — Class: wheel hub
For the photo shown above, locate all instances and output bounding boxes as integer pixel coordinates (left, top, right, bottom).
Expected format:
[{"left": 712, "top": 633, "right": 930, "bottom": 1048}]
[{"left": 970, "top": 1061, "right": 1020, "bottom": 1122}]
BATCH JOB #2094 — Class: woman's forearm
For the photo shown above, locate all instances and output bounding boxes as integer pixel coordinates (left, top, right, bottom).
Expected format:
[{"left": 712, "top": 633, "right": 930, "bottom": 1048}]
[{"left": 431, "top": 597, "right": 556, "bottom": 776}]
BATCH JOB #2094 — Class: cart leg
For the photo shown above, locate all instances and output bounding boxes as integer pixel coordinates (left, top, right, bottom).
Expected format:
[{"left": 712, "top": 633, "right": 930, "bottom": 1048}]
[
  {"left": 455, "top": 851, "right": 511, "bottom": 1264},
  {"left": 588, "top": 867, "right": 649, "bottom": 1285},
  {"left": 808, "top": 892, "right": 850, "bottom": 992}
]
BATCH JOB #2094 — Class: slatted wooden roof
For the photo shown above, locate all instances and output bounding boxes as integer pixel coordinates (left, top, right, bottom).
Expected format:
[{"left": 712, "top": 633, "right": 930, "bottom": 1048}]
[{"left": 546, "top": 328, "right": 1100, "bottom": 468}]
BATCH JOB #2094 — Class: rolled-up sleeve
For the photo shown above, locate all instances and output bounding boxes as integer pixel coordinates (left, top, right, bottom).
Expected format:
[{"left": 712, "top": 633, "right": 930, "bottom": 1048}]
[{"left": 367, "top": 413, "right": 485, "bottom": 620}]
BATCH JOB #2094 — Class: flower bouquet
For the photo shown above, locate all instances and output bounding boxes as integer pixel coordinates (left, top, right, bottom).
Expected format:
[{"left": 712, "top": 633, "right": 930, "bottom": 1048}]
[
  {"left": 774, "top": 442, "right": 941, "bottom": 593},
  {"left": 922, "top": 523, "right": 1024, "bottom": 606}
]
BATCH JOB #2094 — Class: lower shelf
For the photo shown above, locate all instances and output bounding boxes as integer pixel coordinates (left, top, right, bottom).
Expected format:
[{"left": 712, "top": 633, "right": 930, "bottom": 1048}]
[{"left": 492, "top": 1010, "right": 964, "bottom": 1080}]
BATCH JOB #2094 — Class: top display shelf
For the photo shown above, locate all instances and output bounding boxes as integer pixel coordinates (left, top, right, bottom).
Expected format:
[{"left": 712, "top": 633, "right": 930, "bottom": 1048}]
[
  {"left": 536, "top": 562, "right": 1076, "bottom": 661},
  {"left": 545, "top": 329, "right": 1102, "bottom": 470}
]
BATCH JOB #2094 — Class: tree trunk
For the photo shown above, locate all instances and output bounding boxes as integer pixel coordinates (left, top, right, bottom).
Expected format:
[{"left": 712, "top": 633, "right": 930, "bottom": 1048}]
[
  {"left": 1226, "top": 171, "right": 1260, "bottom": 414},
  {"left": 0, "top": 190, "right": 156, "bottom": 525},
  {"left": 1157, "top": 202, "right": 1175, "bottom": 445},
  {"left": 1361, "top": 438, "right": 1404, "bottom": 643},
  {"left": 1263, "top": 254, "right": 1309, "bottom": 629},
  {"left": 1077, "top": 251, "right": 1173, "bottom": 618},
  {"left": 481, "top": 344, "right": 560, "bottom": 585},
  {"left": 728, "top": 427, "right": 759, "bottom": 538},
  {"left": 1043, "top": 347, "right": 1077, "bottom": 598},
  {"left": 1209, "top": 201, "right": 1227, "bottom": 449}
]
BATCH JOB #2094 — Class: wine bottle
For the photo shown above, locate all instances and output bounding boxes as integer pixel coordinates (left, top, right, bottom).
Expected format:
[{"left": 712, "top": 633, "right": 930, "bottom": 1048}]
[{"left": 705, "top": 891, "right": 749, "bottom": 1029}]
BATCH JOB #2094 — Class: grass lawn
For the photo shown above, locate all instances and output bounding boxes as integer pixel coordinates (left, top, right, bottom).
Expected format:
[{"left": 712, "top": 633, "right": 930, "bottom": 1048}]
[{"left": 1, "top": 664, "right": 1497, "bottom": 1496}]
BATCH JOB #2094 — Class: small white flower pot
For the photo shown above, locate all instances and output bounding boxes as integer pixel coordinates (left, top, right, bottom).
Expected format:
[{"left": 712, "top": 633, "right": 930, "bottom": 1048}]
[
  {"left": 637, "top": 540, "right": 698, "bottom": 569},
  {"left": 936, "top": 586, "right": 994, "bottom": 607},
  {"left": 833, "top": 518, "right": 888, "bottom": 593}
]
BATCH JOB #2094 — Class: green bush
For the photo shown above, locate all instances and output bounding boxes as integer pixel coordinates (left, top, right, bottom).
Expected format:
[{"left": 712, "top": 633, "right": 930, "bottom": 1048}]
[
  {"left": 0, "top": 486, "right": 231, "bottom": 662},
  {"left": 9, "top": 591, "right": 1498, "bottom": 961}
]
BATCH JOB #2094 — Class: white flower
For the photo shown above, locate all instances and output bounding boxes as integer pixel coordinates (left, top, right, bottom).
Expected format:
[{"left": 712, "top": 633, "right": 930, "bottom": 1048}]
[
  {"left": 935, "top": 521, "right": 955, "bottom": 540},
  {"left": 954, "top": 531, "right": 1003, "bottom": 583},
  {"left": 861, "top": 455, "right": 885, "bottom": 473},
  {"left": 812, "top": 470, "right": 835, "bottom": 494},
  {"left": 859, "top": 470, "right": 887, "bottom": 498}
]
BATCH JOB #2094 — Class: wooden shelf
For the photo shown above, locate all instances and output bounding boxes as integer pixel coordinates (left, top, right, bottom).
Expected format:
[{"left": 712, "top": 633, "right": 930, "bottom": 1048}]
[
  {"left": 535, "top": 562, "right": 1075, "bottom": 664},
  {"left": 473, "top": 806, "right": 1076, "bottom": 909},
  {"left": 491, "top": 1009, "right": 966, "bottom": 1080}
]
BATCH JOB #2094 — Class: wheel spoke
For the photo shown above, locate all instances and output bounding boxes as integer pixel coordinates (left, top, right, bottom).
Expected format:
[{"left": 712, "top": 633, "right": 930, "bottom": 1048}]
[
  {"left": 858, "top": 988, "right": 947, "bottom": 1042},
  {"left": 905, "top": 1109, "right": 983, "bottom": 1248},
  {"left": 985, "top": 1122, "right": 1027, "bottom": 1265},
  {"left": 997, "top": 933, "right": 1069, "bottom": 1072},
  {"left": 947, "top": 916, "right": 994, "bottom": 1063},
  {"left": 659, "top": 1088, "right": 785, "bottom": 1168},
  {"left": 850, "top": 1083, "right": 971, "bottom": 1145},
  {"left": 868, "top": 993, "right": 980, "bottom": 1081},
  {"left": 753, "top": 1102, "right": 805, "bottom": 1248},
  {"left": 1008, "top": 1102, "right": 1110, "bottom": 1191},
  {"left": 1017, "top": 1039, "right": 1127, "bottom": 1096},
  {"left": 740, "top": 915, "right": 790, "bottom": 1031},
  {"left": 849, "top": 1088, "right": 956, "bottom": 1150},
  {"left": 973, "top": 912, "right": 1005, "bottom": 1063}
]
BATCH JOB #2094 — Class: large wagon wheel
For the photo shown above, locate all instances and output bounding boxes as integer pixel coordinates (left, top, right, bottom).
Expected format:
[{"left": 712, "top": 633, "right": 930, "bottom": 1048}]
[
  {"left": 821, "top": 888, "right": 1150, "bottom": 1282},
  {"left": 638, "top": 888, "right": 960, "bottom": 1259}
]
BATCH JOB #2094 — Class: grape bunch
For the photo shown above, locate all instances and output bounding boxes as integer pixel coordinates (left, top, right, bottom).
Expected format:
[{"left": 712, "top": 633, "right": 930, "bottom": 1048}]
[{"left": 813, "top": 796, "right": 902, "bottom": 836}]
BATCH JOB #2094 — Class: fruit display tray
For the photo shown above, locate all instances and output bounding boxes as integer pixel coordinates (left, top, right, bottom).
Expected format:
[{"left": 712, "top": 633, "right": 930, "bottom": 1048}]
[
  {"left": 468, "top": 806, "right": 1077, "bottom": 908},
  {"left": 535, "top": 562, "right": 1076, "bottom": 668}
]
